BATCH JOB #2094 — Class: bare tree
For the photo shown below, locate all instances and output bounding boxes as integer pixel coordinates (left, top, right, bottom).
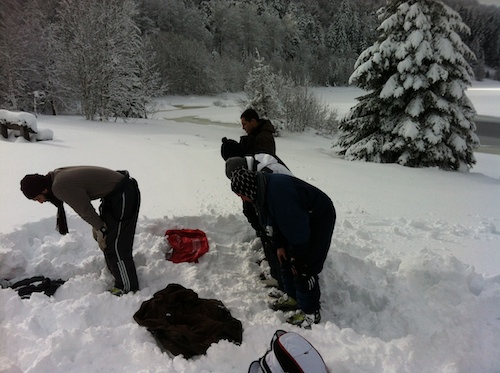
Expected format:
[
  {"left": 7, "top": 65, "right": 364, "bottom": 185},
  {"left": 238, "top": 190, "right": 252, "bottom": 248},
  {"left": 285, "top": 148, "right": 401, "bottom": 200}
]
[
  {"left": 0, "top": 1, "right": 32, "bottom": 110},
  {"left": 52, "top": 0, "right": 159, "bottom": 120}
]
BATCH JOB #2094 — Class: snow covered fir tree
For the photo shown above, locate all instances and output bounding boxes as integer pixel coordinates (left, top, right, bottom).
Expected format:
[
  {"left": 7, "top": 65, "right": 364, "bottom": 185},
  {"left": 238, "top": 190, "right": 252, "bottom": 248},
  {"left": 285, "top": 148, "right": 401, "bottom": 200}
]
[
  {"left": 334, "top": 0, "right": 480, "bottom": 171},
  {"left": 242, "top": 53, "right": 339, "bottom": 134},
  {"left": 243, "top": 53, "right": 283, "bottom": 126}
]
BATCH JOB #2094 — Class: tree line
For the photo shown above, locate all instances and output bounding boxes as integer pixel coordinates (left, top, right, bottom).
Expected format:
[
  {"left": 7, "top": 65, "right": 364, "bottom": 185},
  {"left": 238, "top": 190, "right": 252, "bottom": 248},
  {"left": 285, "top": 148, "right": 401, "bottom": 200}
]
[{"left": 0, "top": 0, "right": 499, "bottom": 118}]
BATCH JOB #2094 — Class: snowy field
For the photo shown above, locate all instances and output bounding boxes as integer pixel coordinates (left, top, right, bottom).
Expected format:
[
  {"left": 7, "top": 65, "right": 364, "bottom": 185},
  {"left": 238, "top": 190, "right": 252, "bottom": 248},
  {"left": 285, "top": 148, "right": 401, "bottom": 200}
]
[{"left": 0, "top": 81, "right": 499, "bottom": 373}]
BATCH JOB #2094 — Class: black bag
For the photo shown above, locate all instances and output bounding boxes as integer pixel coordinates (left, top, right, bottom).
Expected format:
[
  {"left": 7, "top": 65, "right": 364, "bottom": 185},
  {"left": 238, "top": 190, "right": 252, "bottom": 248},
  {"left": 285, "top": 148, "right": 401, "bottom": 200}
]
[
  {"left": 248, "top": 330, "right": 328, "bottom": 373},
  {"left": 4, "top": 276, "right": 65, "bottom": 299}
]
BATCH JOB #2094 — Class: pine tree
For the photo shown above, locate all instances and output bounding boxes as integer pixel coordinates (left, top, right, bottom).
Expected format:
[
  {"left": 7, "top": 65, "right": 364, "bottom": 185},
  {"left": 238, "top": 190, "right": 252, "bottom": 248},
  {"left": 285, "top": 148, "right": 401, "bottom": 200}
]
[
  {"left": 244, "top": 53, "right": 338, "bottom": 134},
  {"left": 334, "top": 0, "right": 480, "bottom": 171},
  {"left": 326, "top": 0, "right": 352, "bottom": 55},
  {"left": 244, "top": 52, "right": 283, "bottom": 124}
]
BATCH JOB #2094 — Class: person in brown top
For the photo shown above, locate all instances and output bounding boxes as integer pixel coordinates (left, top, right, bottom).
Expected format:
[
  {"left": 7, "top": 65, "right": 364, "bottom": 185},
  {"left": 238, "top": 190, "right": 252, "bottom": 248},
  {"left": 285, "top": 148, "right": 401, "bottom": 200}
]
[
  {"left": 239, "top": 108, "right": 276, "bottom": 155},
  {"left": 20, "top": 166, "right": 141, "bottom": 296}
]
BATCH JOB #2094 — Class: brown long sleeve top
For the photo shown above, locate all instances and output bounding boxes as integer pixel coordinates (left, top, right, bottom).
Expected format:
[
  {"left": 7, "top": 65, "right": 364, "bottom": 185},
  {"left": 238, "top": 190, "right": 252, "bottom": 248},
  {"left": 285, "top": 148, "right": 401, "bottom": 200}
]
[{"left": 50, "top": 166, "right": 124, "bottom": 229}]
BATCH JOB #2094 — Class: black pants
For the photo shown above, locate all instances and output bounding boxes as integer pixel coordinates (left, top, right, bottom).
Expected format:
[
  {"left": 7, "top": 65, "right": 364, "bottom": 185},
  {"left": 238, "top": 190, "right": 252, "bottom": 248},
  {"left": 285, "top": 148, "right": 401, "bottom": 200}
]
[
  {"left": 282, "top": 202, "right": 335, "bottom": 313},
  {"left": 262, "top": 235, "right": 283, "bottom": 290},
  {"left": 100, "top": 177, "right": 141, "bottom": 292},
  {"left": 243, "top": 200, "right": 283, "bottom": 289}
]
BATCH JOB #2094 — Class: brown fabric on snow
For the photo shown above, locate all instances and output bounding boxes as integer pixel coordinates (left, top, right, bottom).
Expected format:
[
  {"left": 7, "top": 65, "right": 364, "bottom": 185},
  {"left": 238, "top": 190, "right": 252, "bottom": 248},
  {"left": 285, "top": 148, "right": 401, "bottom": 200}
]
[{"left": 133, "top": 283, "right": 243, "bottom": 358}]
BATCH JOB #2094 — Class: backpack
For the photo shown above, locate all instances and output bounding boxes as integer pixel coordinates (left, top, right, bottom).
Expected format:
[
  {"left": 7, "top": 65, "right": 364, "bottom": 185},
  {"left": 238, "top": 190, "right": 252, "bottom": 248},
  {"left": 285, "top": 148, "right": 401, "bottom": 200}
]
[
  {"left": 165, "top": 229, "right": 209, "bottom": 263},
  {"left": 248, "top": 330, "right": 329, "bottom": 373}
]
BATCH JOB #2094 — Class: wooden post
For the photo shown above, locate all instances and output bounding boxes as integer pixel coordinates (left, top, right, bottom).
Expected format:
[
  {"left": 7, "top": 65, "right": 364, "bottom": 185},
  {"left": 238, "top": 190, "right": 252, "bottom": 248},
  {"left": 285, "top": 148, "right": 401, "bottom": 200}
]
[
  {"left": 0, "top": 123, "right": 8, "bottom": 138},
  {"left": 20, "top": 125, "right": 31, "bottom": 141}
]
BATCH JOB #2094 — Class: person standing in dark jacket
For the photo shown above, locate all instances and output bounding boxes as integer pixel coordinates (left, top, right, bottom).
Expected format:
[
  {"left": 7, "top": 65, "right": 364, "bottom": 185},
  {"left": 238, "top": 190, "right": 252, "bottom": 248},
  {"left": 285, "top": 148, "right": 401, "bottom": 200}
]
[
  {"left": 220, "top": 108, "right": 278, "bottom": 235},
  {"left": 239, "top": 108, "right": 276, "bottom": 155},
  {"left": 220, "top": 109, "right": 276, "bottom": 160},
  {"left": 230, "top": 168, "right": 336, "bottom": 328},
  {"left": 20, "top": 166, "right": 141, "bottom": 296}
]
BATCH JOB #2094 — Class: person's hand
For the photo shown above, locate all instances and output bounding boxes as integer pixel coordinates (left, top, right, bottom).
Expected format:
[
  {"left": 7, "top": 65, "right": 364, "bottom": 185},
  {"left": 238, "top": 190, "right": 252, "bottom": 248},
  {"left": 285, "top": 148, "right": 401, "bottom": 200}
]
[
  {"left": 290, "top": 257, "right": 308, "bottom": 276},
  {"left": 92, "top": 224, "right": 107, "bottom": 250},
  {"left": 277, "top": 247, "right": 287, "bottom": 265},
  {"left": 290, "top": 258, "right": 316, "bottom": 290}
]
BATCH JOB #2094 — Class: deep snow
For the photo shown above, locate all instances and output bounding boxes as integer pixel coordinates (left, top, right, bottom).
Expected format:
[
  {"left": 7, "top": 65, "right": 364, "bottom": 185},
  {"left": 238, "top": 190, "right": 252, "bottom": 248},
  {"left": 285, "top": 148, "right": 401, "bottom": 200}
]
[{"left": 0, "top": 82, "right": 499, "bottom": 373}]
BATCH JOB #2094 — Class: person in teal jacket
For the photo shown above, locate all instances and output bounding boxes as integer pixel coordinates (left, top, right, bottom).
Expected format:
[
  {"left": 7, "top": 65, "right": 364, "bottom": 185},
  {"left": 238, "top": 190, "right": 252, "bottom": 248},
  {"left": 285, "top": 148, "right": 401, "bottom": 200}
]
[{"left": 230, "top": 168, "right": 336, "bottom": 328}]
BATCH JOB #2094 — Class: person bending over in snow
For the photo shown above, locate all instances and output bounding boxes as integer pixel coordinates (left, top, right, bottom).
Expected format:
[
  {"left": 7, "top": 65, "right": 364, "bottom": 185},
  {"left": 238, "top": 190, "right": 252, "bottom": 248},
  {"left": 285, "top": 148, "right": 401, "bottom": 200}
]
[
  {"left": 230, "top": 168, "right": 336, "bottom": 328},
  {"left": 20, "top": 166, "right": 141, "bottom": 296},
  {"left": 221, "top": 122, "right": 283, "bottom": 291},
  {"left": 225, "top": 155, "right": 293, "bottom": 293}
]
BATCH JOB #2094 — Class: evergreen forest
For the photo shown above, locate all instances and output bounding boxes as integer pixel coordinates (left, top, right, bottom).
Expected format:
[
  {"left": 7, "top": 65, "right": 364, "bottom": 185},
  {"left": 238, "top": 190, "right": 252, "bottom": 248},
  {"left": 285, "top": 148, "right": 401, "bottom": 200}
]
[{"left": 1, "top": 0, "right": 499, "bottom": 117}]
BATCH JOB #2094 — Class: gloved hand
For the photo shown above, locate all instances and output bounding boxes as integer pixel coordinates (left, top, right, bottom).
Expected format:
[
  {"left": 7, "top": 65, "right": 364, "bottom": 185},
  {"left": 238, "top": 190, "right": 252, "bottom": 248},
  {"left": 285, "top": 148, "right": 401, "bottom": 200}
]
[
  {"left": 290, "top": 258, "right": 316, "bottom": 291},
  {"left": 92, "top": 224, "right": 108, "bottom": 251},
  {"left": 290, "top": 258, "right": 308, "bottom": 276}
]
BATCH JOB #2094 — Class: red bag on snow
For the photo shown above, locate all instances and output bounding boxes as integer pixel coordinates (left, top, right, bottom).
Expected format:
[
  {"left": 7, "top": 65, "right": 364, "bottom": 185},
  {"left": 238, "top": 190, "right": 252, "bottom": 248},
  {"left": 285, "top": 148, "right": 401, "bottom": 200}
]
[{"left": 165, "top": 229, "right": 209, "bottom": 263}]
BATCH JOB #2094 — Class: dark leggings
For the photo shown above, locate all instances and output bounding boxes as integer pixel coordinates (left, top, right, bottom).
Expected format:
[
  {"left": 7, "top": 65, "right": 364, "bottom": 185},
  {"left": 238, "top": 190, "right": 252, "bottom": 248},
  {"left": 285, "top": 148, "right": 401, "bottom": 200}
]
[{"left": 100, "top": 178, "right": 141, "bottom": 292}]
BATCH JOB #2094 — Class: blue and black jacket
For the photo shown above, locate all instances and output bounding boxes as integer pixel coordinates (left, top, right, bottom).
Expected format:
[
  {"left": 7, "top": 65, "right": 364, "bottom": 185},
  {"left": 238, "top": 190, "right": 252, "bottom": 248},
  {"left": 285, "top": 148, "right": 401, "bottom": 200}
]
[{"left": 254, "top": 173, "right": 336, "bottom": 274}]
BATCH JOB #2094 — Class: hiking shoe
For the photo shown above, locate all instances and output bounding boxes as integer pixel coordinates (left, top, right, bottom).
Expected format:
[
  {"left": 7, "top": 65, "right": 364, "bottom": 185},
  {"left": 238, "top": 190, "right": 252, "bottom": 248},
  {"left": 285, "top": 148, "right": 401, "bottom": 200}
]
[
  {"left": 270, "top": 294, "right": 298, "bottom": 312},
  {"left": 268, "top": 288, "right": 284, "bottom": 299},
  {"left": 286, "top": 310, "right": 321, "bottom": 329},
  {"left": 109, "top": 287, "right": 125, "bottom": 296},
  {"left": 0, "top": 279, "right": 11, "bottom": 288},
  {"left": 261, "top": 277, "right": 279, "bottom": 288}
]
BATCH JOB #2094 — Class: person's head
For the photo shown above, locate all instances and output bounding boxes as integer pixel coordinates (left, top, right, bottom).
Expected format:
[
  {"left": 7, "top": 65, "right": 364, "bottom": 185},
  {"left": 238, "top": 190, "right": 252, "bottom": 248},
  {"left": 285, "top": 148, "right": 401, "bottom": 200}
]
[
  {"left": 240, "top": 108, "right": 260, "bottom": 135},
  {"left": 221, "top": 137, "right": 244, "bottom": 160},
  {"left": 20, "top": 174, "right": 51, "bottom": 203},
  {"left": 230, "top": 167, "right": 258, "bottom": 202},
  {"left": 225, "top": 157, "right": 247, "bottom": 178}
]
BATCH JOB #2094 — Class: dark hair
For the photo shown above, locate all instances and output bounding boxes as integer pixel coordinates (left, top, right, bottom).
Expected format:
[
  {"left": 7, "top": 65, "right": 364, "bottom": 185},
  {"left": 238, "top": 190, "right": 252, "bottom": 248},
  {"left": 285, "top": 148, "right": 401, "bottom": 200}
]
[
  {"left": 20, "top": 174, "right": 51, "bottom": 199},
  {"left": 240, "top": 108, "right": 260, "bottom": 122}
]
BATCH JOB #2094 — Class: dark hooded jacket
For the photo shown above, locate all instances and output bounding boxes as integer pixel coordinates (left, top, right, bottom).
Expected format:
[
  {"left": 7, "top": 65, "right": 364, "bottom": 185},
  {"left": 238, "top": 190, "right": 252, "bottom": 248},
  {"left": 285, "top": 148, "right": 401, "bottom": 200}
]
[
  {"left": 253, "top": 173, "right": 335, "bottom": 274},
  {"left": 240, "top": 119, "right": 276, "bottom": 155}
]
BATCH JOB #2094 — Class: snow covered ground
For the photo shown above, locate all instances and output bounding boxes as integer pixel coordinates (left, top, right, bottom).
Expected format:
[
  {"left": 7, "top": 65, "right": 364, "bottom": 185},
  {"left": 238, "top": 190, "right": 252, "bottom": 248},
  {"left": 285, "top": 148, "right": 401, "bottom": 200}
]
[{"left": 0, "top": 82, "right": 499, "bottom": 373}]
